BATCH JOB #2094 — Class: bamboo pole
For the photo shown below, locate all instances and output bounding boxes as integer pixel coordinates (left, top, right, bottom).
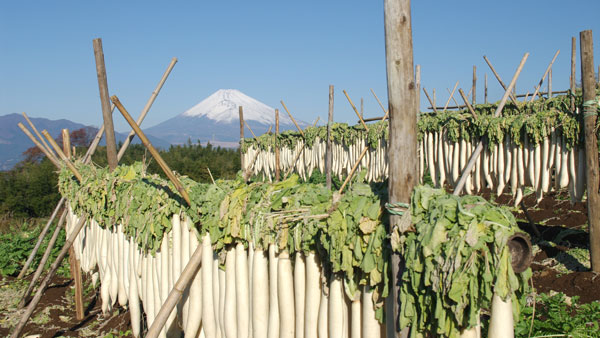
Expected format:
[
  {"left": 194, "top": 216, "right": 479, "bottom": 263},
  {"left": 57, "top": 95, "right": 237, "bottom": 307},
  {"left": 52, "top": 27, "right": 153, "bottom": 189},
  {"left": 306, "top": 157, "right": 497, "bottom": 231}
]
[
  {"left": 548, "top": 68, "right": 553, "bottom": 98},
  {"left": 384, "top": 0, "right": 416, "bottom": 336},
  {"left": 11, "top": 214, "right": 88, "bottom": 338},
  {"left": 17, "top": 123, "right": 61, "bottom": 167},
  {"left": 422, "top": 88, "right": 439, "bottom": 114},
  {"left": 244, "top": 126, "right": 272, "bottom": 181},
  {"left": 446, "top": 88, "right": 461, "bottom": 108},
  {"left": 343, "top": 90, "right": 368, "bottom": 130},
  {"left": 454, "top": 53, "right": 529, "bottom": 195},
  {"left": 281, "top": 100, "right": 305, "bottom": 137},
  {"left": 117, "top": 57, "right": 178, "bottom": 160},
  {"left": 207, "top": 167, "right": 216, "bottom": 185},
  {"left": 472, "top": 65, "right": 477, "bottom": 104},
  {"left": 245, "top": 120, "right": 258, "bottom": 139},
  {"left": 483, "top": 55, "right": 519, "bottom": 104},
  {"left": 571, "top": 36, "right": 577, "bottom": 112},
  {"left": 327, "top": 85, "right": 334, "bottom": 189},
  {"left": 360, "top": 97, "right": 364, "bottom": 117},
  {"left": 42, "top": 130, "right": 83, "bottom": 181},
  {"left": 371, "top": 89, "right": 388, "bottom": 117},
  {"left": 432, "top": 88, "right": 436, "bottom": 108},
  {"left": 458, "top": 89, "right": 478, "bottom": 119},
  {"left": 93, "top": 38, "right": 118, "bottom": 171},
  {"left": 579, "top": 30, "right": 600, "bottom": 272},
  {"left": 111, "top": 95, "right": 191, "bottom": 205},
  {"left": 529, "top": 50, "right": 560, "bottom": 102},
  {"left": 443, "top": 81, "right": 459, "bottom": 112},
  {"left": 146, "top": 242, "right": 203, "bottom": 338},
  {"left": 61, "top": 129, "right": 72, "bottom": 158},
  {"left": 17, "top": 198, "right": 65, "bottom": 279},
  {"left": 22, "top": 112, "right": 54, "bottom": 156},
  {"left": 240, "top": 106, "right": 245, "bottom": 171},
  {"left": 18, "top": 209, "right": 68, "bottom": 308},
  {"left": 275, "top": 109, "right": 281, "bottom": 181}
]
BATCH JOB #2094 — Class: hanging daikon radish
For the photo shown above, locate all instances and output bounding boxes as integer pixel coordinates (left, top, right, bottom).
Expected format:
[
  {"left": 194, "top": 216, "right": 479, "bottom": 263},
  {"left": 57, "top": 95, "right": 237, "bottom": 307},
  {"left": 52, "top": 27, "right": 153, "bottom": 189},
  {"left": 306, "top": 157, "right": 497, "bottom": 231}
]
[
  {"left": 548, "top": 129, "right": 557, "bottom": 178},
  {"left": 186, "top": 233, "right": 203, "bottom": 338},
  {"left": 160, "top": 236, "right": 175, "bottom": 336},
  {"left": 504, "top": 139, "right": 512, "bottom": 189},
  {"left": 553, "top": 131, "right": 562, "bottom": 190},
  {"left": 225, "top": 246, "right": 238, "bottom": 338},
  {"left": 146, "top": 254, "right": 156, "bottom": 329},
  {"left": 201, "top": 234, "right": 217, "bottom": 338},
  {"left": 129, "top": 233, "right": 141, "bottom": 338},
  {"left": 510, "top": 142, "right": 518, "bottom": 197},
  {"left": 123, "top": 234, "right": 130, "bottom": 300},
  {"left": 317, "top": 283, "right": 328, "bottom": 338},
  {"left": 219, "top": 263, "right": 227, "bottom": 338},
  {"left": 182, "top": 219, "right": 192, "bottom": 331},
  {"left": 419, "top": 140, "right": 425, "bottom": 184},
  {"left": 304, "top": 253, "right": 321, "bottom": 338},
  {"left": 118, "top": 225, "right": 127, "bottom": 306},
  {"left": 252, "top": 249, "right": 269, "bottom": 338},
  {"left": 294, "top": 252, "right": 306, "bottom": 338},
  {"left": 541, "top": 136, "right": 550, "bottom": 193},
  {"left": 483, "top": 147, "right": 493, "bottom": 189},
  {"left": 487, "top": 294, "right": 514, "bottom": 338},
  {"left": 277, "top": 250, "right": 295, "bottom": 338},
  {"left": 437, "top": 132, "right": 446, "bottom": 188},
  {"left": 152, "top": 256, "right": 167, "bottom": 338},
  {"left": 475, "top": 141, "right": 482, "bottom": 192},
  {"left": 236, "top": 243, "right": 250, "bottom": 338},
  {"left": 328, "top": 276, "right": 343, "bottom": 338},
  {"left": 268, "top": 244, "right": 279, "bottom": 338},
  {"left": 109, "top": 229, "right": 119, "bottom": 305},
  {"left": 213, "top": 255, "right": 222, "bottom": 338},
  {"left": 459, "top": 138, "right": 467, "bottom": 174},
  {"left": 443, "top": 132, "right": 450, "bottom": 181},
  {"left": 491, "top": 143, "right": 498, "bottom": 187},
  {"left": 428, "top": 133, "right": 437, "bottom": 187},
  {"left": 452, "top": 141, "right": 460, "bottom": 183},
  {"left": 348, "top": 286, "right": 360, "bottom": 338},
  {"left": 559, "top": 137, "right": 570, "bottom": 188},
  {"left": 534, "top": 142, "right": 542, "bottom": 202},
  {"left": 362, "top": 286, "right": 380, "bottom": 338},
  {"left": 576, "top": 148, "right": 585, "bottom": 202},
  {"left": 496, "top": 140, "right": 505, "bottom": 196},
  {"left": 465, "top": 139, "right": 473, "bottom": 195},
  {"left": 248, "top": 242, "right": 254, "bottom": 338}
]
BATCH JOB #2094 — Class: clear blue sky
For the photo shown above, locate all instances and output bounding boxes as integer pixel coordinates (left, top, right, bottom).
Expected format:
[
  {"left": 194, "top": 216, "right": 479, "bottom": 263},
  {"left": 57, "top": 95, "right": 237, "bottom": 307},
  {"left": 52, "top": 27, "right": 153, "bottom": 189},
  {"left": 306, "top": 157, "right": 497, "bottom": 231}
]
[{"left": 1, "top": 1, "right": 599, "bottom": 133}]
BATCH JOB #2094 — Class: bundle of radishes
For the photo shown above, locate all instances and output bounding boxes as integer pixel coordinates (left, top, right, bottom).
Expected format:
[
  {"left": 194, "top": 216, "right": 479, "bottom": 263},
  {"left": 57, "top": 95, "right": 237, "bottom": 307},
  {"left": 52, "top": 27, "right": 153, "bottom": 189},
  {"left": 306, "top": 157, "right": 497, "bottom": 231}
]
[
  {"left": 418, "top": 129, "right": 586, "bottom": 205},
  {"left": 66, "top": 209, "right": 385, "bottom": 338},
  {"left": 243, "top": 137, "right": 389, "bottom": 183}
]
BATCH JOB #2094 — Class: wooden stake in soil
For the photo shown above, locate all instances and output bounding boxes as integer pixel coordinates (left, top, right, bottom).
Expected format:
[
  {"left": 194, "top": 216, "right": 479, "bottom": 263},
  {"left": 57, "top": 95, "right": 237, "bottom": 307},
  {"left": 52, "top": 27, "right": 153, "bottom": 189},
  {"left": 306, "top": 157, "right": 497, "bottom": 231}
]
[
  {"left": 11, "top": 214, "right": 88, "bottom": 338},
  {"left": 111, "top": 95, "right": 191, "bottom": 205},
  {"left": 93, "top": 38, "right": 118, "bottom": 171},
  {"left": 117, "top": 57, "right": 178, "bottom": 161},
  {"left": 384, "top": 1, "right": 417, "bottom": 336},
  {"left": 61, "top": 129, "right": 72, "bottom": 158},
  {"left": 579, "top": 30, "right": 600, "bottom": 272},
  {"left": 42, "top": 130, "right": 83, "bottom": 182},
  {"left": 327, "top": 85, "right": 334, "bottom": 189},
  {"left": 275, "top": 109, "right": 281, "bottom": 181}
]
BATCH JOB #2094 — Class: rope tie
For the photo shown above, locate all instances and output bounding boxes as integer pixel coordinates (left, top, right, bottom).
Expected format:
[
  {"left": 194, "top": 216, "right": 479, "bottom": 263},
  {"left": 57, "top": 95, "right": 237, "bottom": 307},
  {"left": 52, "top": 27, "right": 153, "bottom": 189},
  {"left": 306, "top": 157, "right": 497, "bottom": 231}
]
[{"left": 385, "top": 202, "right": 410, "bottom": 216}]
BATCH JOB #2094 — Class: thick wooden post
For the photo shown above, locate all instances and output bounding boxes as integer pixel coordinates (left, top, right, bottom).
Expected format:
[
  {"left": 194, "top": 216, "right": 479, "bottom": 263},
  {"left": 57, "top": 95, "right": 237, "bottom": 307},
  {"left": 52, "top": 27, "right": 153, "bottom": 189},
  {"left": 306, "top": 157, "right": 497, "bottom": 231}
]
[
  {"left": 571, "top": 37, "right": 577, "bottom": 111},
  {"left": 579, "top": 30, "right": 600, "bottom": 272},
  {"left": 384, "top": 0, "right": 417, "bottom": 336},
  {"left": 326, "top": 85, "right": 334, "bottom": 189},
  {"left": 275, "top": 109, "right": 280, "bottom": 181},
  {"left": 472, "top": 65, "right": 477, "bottom": 104},
  {"left": 93, "top": 38, "right": 118, "bottom": 171},
  {"left": 239, "top": 106, "right": 245, "bottom": 171}
]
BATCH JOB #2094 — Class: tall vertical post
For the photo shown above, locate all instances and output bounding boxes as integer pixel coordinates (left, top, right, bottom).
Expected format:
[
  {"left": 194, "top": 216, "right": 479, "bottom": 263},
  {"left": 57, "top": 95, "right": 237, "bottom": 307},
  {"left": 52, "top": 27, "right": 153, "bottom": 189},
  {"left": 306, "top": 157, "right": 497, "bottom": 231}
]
[
  {"left": 61, "top": 129, "right": 71, "bottom": 158},
  {"left": 239, "top": 106, "right": 245, "bottom": 171},
  {"left": 580, "top": 30, "right": 600, "bottom": 272},
  {"left": 384, "top": 0, "right": 417, "bottom": 336},
  {"left": 275, "top": 109, "right": 280, "bottom": 181},
  {"left": 93, "top": 38, "right": 118, "bottom": 171},
  {"left": 360, "top": 97, "right": 364, "bottom": 117},
  {"left": 484, "top": 73, "right": 488, "bottom": 103},
  {"left": 548, "top": 68, "right": 553, "bottom": 98},
  {"left": 472, "top": 65, "right": 477, "bottom": 104},
  {"left": 326, "top": 85, "right": 334, "bottom": 189},
  {"left": 432, "top": 88, "right": 436, "bottom": 108},
  {"left": 571, "top": 36, "right": 577, "bottom": 111},
  {"left": 415, "top": 65, "right": 421, "bottom": 113}
]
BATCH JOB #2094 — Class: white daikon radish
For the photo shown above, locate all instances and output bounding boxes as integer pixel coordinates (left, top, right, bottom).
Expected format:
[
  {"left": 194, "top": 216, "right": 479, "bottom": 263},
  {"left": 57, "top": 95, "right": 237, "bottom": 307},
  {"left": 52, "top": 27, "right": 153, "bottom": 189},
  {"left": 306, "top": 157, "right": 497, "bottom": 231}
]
[
  {"left": 118, "top": 225, "right": 127, "bottom": 306},
  {"left": 236, "top": 243, "right": 250, "bottom": 338},
  {"left": 362, "top": 286, "right": 380, "bottom": 338},
  {"left": 248, "top": 242, "right": 254, "bottom": 338},
  {"left": 304, "top": 253, "right": 321, "bottom": 338},
  {"left": 350, "top": 292, "right": 360, "bottom": 338},
  {"left": 534, "top": 143, "right": 542, "bottom": 202},
  {"left": 252, "top": 249, "right": 269, "bottom": 338},
  {"left": 100, "top": 229, "right": 110, "bottom": 314},
  {"left": 504, "top": 139, "right": 512, "bottom": 188},
  {"left": 185, "top": 233, "right": 203, "bottom": 338},
  {"left": 109, "top": 229, "right": 119, "bottom": 305},
  {"left": 511, "top": 143, "right": 518, "bottom": 196},
  {"left": 213, "top": 254, "right": 223, "bottom": 338},
  {"left": 278, "top": 251, "right": 295, "bottom": 338},
  {"left": 267, "top": 245, "right": 279, "bottom": 338},
  {"left": 146, "top": 254, "right": 156, "bottom": 328},
  {"left": 219, "top": 263, "right": 227, "bottom": 338},
  {"left": 419, "top": 141, "right": 424, "bottom": 184},
  {"left": 317, "top": 284, "right": 328, "bottom": 338},
  {"left": 437, "top": 132, "right": 446, "bottom": 188},
  {"left": 225, "top": 247, "right": 238, "bottom": 338},
  {"left": 560, "top": 137, "right": 569, "bottom": 188},
  {"left": 541, "top": 136, "right": 550, "bottom": 193},
  {"left": 483, "top": 148, "right": 493, "bottom": 189},
  {"left": 152, "top": 256, "right": 166, "bottom": 338},
  {"left": 475, "top": 143, "right": 482, "bottom": 192},
  {"left": 517, "top": 145, "right": 525, "bottom": 190},
  {"left": 452, "top": 141, "right": 460, "bottom": 183},
  {"left": 129, "top": 235, "right": 141, "bottom": 337},
  {"left": 293, "top": 252, "right": 305, "bottom": 338},
  {"left": 428, "top": 133, "right": 437, "bottom": 187},
  {"left": 548, "top": 130, "right": 556, "bottom": 177},
  {"left": 487, "top": 294, "right": 514, "bottom": 338},
  {"left": 328, "top": 276, "right": 343, "bottom": 338},
  {"left": 182, "top": 219, "right": 191, "bottom": 331},
  {"left": 496, "top": 140, "right": 505, "bottom": 196},
  {"left": 201, "top": 234, "right": 217, "bottom": 338}
]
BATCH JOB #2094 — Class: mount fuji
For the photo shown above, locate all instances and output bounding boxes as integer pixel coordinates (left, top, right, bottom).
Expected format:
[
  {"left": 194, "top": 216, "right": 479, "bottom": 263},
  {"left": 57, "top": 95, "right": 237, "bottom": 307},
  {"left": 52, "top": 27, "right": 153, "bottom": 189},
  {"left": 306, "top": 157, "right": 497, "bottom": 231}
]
[{"left": 145, "top": 89, "right": 307, "bottom": 147}]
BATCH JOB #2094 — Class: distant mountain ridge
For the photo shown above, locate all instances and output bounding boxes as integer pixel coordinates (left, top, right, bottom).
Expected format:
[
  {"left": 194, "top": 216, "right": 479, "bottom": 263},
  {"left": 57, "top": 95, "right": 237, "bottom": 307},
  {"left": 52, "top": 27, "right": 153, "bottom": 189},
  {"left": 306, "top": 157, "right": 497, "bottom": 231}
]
[
  {"left": 145, "top": 89, "right": 306, "bottom": 145},
  {"left": 0, "top": 113, "right": 170, "bottom": 170}
]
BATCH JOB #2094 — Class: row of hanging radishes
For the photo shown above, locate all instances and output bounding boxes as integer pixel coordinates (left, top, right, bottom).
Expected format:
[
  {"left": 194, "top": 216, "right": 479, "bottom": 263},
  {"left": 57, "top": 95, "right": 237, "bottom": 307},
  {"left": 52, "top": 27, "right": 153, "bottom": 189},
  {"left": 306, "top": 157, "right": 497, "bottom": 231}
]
[{"left": 67, "top": 210, "right": 384, "bottom": 338}]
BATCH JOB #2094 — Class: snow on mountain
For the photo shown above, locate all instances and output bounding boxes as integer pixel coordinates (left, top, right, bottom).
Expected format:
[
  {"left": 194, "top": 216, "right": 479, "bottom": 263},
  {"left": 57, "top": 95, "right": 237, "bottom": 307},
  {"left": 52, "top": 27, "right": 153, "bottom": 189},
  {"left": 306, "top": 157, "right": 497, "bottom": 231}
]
[{"left": 182, "top": 89, "right": 293, "bottom": 125}]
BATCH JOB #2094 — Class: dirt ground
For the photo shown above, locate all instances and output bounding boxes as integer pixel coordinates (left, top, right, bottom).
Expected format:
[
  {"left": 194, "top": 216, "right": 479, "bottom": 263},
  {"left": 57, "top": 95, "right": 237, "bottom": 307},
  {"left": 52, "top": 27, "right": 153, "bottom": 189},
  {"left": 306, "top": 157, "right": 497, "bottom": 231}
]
[{"left": 0, "top": 189, "right": 597, "bottom": 337}]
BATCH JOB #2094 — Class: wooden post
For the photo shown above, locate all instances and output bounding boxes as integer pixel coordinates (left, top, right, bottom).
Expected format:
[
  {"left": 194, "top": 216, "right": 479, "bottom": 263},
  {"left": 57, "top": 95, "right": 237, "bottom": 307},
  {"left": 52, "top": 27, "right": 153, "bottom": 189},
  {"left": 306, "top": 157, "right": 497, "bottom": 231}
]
[
  {"left": 579, "top": 30, "right": 600, "bottom": 272},
  {"left": 415, "top": 65, "right": 421, "bottom": 113},
  {"left": 111, "top": 96, "right": 191, "bottom": 205},
  {"left": 360, "top": 97, "right": 364, "bottom": 117},
  {"left": 483, "top": 56, "right": 519, "bottom": 104},
  {"left": 548, "top": 68, "right": 553, "bottom": 98},
  {"left": 117, "top": 57, "right": 178, "bottom": 160},
  {"left": 529, "top": 50, "right": 560, "bottom": 102},
  {"left": 41, "top": 130, "right": 83, "bottom": 181},
  {"left": 281, "top": 100, "right": 305, "bottom": 137},
  {"left": 275, "top": 109, "right": 281, "bottom": 181},
  {"left": 432, "top": 88, "right": 436, "bottom": 108},
  {"left": 17, "top": 123, "right": 61, "bottom": 167},
  {"left": 22, "top": 112, "right": 54, "bottom": 156},
  {"left": 443, "top": 81, "right": 459, "bottom": 111},
  {"left": 485, "top": 73, "right": 488, "bottom": 103},
  {"left": 239, "top": 106, "right": 245, "bottom": 171},
  {"left": 458, "top": 89, "right": 478, "bottom": 119},
  {"left": 61, "top": 129, "right": 71, "bottom": 158},
  {"left": 571, "top": 36, "right": 577, "bottom": 111},
  {"left": 422, "top": 88, "right": 439, "bottom": 114},
  {"left": 93, "top": 38, "right": 118, "bottom": 171},
  {"left": 384, "top": 0, "right": 417, "bottom": 336},
  {"left": 327, "top": 85, "right": 334, "bottom": 189},
  {"left": 11, "top": 214, "right": 88, "bottom": 338},
  {"left": 472, "top": 65, "right": 477, "bottom": 105}
]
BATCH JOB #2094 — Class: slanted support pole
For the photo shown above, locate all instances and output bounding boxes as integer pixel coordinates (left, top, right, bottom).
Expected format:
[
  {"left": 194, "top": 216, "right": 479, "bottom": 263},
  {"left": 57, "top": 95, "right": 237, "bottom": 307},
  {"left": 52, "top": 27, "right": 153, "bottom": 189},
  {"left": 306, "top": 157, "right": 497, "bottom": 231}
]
[
  {"left": 579, "top": 30, "right": 600, "bottom": 272},
  {"left": 384, "top": 0, "right": 417, "bottom": 336}
]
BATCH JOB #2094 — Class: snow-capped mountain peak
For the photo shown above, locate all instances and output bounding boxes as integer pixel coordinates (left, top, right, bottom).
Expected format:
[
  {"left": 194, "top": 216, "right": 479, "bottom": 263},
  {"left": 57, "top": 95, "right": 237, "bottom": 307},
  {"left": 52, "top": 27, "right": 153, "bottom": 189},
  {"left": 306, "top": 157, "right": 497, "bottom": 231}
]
[{"left": 182, "top": 89, "right": 292, "bottom": 125}]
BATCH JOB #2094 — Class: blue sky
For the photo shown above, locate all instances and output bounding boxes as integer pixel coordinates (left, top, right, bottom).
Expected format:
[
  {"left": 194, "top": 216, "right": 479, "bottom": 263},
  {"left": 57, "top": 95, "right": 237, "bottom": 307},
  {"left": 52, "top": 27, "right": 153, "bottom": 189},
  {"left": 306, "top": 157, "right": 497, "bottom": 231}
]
[{"left": 1, "top": 1, "right": 599, "bottom": 133}]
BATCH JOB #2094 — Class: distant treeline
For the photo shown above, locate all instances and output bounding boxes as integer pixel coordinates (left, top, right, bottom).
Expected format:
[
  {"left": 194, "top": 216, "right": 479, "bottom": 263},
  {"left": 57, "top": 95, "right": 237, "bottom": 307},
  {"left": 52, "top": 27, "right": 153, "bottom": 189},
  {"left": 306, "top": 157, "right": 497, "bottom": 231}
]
[{"left": 0, "top": 128, "right": 241, "bottom": 218}]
